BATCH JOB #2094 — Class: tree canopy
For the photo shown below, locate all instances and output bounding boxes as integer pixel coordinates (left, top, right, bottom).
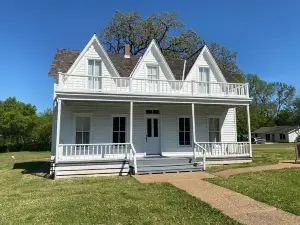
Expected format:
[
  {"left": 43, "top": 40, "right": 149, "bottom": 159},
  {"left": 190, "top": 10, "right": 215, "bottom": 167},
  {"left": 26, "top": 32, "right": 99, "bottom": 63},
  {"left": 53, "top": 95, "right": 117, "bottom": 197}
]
[
  {"left": 0, "top": 97, "right": 52, "bottom": 152},
  {"left": 101, "top": 11, "right": 298, "bottom": 136},
  {"left": 100, "top": 10, "right": 244, "bottom": 83}
]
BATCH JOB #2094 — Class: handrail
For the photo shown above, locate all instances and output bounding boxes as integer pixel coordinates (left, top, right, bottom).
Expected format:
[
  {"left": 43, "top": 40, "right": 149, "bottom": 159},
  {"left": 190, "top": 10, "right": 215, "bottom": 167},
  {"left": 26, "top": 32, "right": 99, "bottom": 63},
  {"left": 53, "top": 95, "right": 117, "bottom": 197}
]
[
  {"left": 57, "top": 73, "right": 249, "bottom": 98},
  {"left": 57, "top": 143, "right": 131, "bottom": 161},
  {"left": 194, "top": 142, "right": 206, "bottom": 170},
  {"left": 130, "top": 144, "right": 137, "bottom": 174},
  {"left": 59, "top": 73, "right": 248, "bottom": 86},
  {"left": 59, "top": 143, "right": 131, "bottom": 146},
  {"left": 195, "top": 142, "right": 250, "bottom": 157}
]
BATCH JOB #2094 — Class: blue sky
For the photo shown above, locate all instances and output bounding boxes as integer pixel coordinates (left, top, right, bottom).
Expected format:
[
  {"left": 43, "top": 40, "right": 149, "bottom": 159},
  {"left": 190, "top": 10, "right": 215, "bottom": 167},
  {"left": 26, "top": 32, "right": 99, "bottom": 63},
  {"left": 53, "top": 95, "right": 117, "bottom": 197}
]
[{"left": 0, "top": 0, "right": 299, "bottom": 112}]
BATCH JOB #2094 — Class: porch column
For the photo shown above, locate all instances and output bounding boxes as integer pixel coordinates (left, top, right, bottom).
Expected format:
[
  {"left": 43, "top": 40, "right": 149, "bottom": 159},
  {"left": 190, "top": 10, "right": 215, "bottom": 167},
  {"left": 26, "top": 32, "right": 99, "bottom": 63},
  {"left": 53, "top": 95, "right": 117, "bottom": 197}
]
[
  {"left": 130, "top": 102, "right": 133, "bottom": 144},
  {"left": 246, "top": 104, "right": 252, "bottom": 157},
  {"left": 192, "top": 103, "right": 196, "bottom": 158},
  {"left": 55, "top": 99, "right": 61, "bottom": 164}
]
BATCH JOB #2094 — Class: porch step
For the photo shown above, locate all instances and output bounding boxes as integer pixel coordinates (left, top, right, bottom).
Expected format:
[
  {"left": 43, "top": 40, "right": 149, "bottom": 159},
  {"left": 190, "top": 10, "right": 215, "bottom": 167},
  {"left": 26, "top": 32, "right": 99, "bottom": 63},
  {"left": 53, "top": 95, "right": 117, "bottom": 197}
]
[
  {"left": 134, "top": 157, "right": 203, "bottom": 175},
  {"left": 52, "top": 160, "right": 130, "bottom": 178}
]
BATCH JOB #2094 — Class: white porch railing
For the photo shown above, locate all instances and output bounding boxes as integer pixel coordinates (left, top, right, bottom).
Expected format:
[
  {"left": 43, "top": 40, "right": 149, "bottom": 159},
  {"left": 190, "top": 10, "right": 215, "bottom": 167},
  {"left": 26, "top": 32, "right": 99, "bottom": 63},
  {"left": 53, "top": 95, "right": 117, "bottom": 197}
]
[
  {"left": 57, "top": 143, "right": 131, "bottom": 161},
  {"left": 194, "top": 143, "right": 206, "bottom": 170},
  {"left": 195, "top": 142, "right": 250, "bottom": 157},
  {"left": 57, "top": 73, "right": 249, "bottom": 98}
]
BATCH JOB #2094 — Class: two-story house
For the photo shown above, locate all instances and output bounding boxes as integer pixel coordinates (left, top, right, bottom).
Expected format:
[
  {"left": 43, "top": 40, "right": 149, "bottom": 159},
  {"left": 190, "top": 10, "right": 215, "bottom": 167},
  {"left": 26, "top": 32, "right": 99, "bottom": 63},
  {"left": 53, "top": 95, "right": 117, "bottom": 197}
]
[{"left": 49, "top": 34, "right": 252, "bottom": 178}]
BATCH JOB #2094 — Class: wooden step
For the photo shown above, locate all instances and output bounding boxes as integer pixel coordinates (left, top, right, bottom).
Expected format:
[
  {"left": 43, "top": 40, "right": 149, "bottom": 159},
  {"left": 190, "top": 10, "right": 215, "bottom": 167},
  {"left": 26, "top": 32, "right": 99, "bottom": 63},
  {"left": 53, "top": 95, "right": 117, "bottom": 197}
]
[
  {"left": 55, "top": 164, "right": 129, "bottom": 171},
  {"left": 56, "top": 168, "right": 129, "bottom": 176}
]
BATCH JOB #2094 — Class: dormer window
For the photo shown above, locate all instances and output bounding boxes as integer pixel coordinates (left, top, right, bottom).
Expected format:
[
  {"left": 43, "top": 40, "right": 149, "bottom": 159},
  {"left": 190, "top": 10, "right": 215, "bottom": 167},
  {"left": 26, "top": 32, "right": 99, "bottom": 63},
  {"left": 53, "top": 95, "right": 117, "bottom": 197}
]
[
  {"left": 199, "top": 67, "right": 209, "bottom": 82},
  {"left": 147, "top": 65, "right": 159, "bottom": 81},
  {"left": 88, "top": 60, "right": 101, "bottom": 89},
  {"left": 88, "top": 60, "right": 101, "bottom": 76}
]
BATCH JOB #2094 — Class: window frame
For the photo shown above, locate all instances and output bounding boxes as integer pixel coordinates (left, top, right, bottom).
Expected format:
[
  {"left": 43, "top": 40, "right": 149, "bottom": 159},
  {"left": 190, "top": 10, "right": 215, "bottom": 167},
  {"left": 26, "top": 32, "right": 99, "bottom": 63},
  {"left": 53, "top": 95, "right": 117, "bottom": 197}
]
[
  {"left": 73, "top": 114, "right": 92, "bottom": 145},
  {"left": 111, "top": 115, "right": 128, "bottom": 144},
  {"left": 280, "top": 133, "right": 286, "bottom": 140},
  {"left": 198, "top": 66, "right": 210, "bottom": 82},
  {"left": 87, "top": 59, "right": 102, "bottom": 76},
  {"left": 207, "top": 116, "right": 221, "bottom": 142},
  {"left": 146, "top": 64, "right": 159, "bottom": 81},
  {"left": 177, "top": 116, "right": 192, "bottom": 147}
]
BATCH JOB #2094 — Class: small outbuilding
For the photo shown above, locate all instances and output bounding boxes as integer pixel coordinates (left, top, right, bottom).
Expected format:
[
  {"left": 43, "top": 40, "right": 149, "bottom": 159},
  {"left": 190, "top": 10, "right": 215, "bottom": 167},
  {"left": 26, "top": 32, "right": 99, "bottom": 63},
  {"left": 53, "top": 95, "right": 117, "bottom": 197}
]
[{"left": 253, "top": 126, "right": 300, "bottom": 143}]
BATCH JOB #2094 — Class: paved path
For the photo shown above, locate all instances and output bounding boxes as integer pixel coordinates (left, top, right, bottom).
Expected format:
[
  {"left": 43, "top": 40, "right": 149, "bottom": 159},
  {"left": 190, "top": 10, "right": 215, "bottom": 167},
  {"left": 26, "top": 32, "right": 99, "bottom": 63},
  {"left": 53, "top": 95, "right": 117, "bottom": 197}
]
[
  {"left": 135, "top": 171, "right": 300, "bottom": 225},
  {"left": 212, "top": 160, "right": 300, "bottom": 177}
]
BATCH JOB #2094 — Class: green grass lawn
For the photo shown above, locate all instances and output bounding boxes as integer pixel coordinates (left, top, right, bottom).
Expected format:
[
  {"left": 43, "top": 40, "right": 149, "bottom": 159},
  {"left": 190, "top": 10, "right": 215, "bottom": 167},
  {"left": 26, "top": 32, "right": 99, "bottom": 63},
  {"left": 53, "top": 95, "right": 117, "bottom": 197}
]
[
  {"left": 207, "top": 168, "right": 300, "bottom": 216},
  {"left": 0, "top": 151, "right": 50, "bottom": 160},
  {"left": 0, "top": 161, "right": 240, "bottom": 225},
  {"left": 206, "top": 143, "right": 295, "bottom": 173}
]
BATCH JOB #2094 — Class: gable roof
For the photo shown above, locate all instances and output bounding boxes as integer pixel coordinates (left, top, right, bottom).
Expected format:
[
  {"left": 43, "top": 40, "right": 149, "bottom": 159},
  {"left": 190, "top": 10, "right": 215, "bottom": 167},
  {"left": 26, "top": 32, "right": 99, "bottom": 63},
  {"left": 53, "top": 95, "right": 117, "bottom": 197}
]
[
  {"left": 184, "top": 47, "right": 204, "bottom": 79},
  {"left": 108, "top": 53, "right": 141, "bottom": 77},
  {"left": 165, "top": 58, "right": 185, "bottom": 80},
  {"left": 48, "top": 49, "right": 80, "bottom": 75},
  {"left": 48, "top": 38, "right": 239, "bottom": 83},
  {"left": 130, "top": 40, "right": 177, "bottom": 80},
  {"left": 253, "top": 126, "right": 300, "bottom": 134}
]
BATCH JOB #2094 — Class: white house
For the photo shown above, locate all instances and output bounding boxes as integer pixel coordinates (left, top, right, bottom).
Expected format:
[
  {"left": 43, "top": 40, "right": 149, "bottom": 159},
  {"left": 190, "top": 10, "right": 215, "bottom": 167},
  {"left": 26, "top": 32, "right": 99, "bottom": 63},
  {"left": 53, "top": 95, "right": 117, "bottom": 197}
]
[
  {"left": 48, "top": 34, "right": 252, "bottom": 178},
  {"left": 253, "top": 126, "right": 300, "bottom": 143}
]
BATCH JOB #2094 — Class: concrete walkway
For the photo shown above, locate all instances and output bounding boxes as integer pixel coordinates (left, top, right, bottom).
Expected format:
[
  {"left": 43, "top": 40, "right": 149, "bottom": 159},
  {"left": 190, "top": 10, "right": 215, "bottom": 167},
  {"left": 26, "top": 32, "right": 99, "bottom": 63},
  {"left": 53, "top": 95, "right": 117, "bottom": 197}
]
[
  {"left": 135, "top": 171, "right": 300, "bottom": 225},
  {"left": 212, "top": 160, "right": 300, "bottom": 177}
]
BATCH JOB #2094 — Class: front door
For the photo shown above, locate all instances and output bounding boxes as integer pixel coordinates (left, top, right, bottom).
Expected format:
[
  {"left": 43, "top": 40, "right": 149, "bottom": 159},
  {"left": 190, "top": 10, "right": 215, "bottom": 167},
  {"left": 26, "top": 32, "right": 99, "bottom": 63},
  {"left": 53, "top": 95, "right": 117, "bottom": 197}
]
[{"left": 146, "top": 117, "right": 160, "bottom": 154}]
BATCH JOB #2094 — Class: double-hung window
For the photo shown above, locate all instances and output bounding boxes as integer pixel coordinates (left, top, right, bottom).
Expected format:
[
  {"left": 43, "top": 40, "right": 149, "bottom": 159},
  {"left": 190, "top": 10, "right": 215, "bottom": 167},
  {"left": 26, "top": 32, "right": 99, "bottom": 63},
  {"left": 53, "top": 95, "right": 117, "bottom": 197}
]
[
  {"left": 280, "top": 134, "right": 286, "bottom": 140},
  {"left": 208, "top": 118, "right": 220, "bottom": 142},
  {"left": 147, "top": 66, "right": 159, "bottom": 83},
  {"left": 88, "top": 60, "right": 101, "bottom": 89},
  {"left": 113, "top": 117, "right": 126, "bottom": 143},
  {"left": 199, "top": 67, "right": 209, "bottom": 93},
  {"left": 179, "top": 117, "right": 191, "bottom": 146},
  {"left": 75, "top": 116, "right": 91, "bottom": 144}
]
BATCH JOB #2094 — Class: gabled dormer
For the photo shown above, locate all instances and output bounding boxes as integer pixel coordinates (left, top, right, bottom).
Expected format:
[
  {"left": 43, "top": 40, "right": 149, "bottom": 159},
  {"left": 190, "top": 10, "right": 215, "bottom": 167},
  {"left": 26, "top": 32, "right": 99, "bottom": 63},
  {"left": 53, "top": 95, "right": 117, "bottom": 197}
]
[
  {"left": 184, "top": 45, "right": 228, "bottom": 83},
  {"left": 130, "top": 40, "right": 176, "bottom": 81},
  {"left": 67, "top": 34, "right": 120, "bottom": 78}
]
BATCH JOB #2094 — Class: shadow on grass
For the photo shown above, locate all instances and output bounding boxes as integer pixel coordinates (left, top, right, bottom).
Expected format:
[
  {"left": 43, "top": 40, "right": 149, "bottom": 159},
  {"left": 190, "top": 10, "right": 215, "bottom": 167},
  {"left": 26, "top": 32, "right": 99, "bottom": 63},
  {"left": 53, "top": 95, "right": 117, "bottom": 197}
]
[{"left": 13, "top": 161, "right": 51, "bottom": 179}]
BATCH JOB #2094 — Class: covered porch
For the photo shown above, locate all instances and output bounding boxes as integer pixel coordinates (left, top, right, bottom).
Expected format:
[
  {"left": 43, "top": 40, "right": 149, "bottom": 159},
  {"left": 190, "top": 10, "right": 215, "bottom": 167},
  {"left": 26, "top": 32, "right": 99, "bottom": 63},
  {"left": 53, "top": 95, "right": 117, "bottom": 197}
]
[{"left": 52, "top": 99, "right": 252, "bottom": 175}]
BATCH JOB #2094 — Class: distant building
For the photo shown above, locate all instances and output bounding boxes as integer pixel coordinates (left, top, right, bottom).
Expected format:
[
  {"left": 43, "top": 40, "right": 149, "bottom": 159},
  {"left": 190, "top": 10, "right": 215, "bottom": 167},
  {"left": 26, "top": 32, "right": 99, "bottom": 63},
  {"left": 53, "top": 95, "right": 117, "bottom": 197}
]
[{"left": 253, "top": 126, "right": 300, "bottom": 143}]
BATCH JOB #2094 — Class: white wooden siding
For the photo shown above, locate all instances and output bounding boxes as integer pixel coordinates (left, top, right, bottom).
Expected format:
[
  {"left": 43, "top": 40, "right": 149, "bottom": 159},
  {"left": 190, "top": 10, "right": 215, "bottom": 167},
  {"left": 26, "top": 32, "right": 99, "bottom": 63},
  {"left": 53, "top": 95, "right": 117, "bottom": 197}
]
[
  {"left": 185, "top": 53, "right": 218, "bottom": 83},
  {"left": 65, "top": 41, "right": 118, "bottom": 90},
  {"left": 288, "top": 130, "right": 299, "bottom": 142},
  {"left": 59, "top": 102, "right": 237, "bottom": 155},
  {"left": 133, "top": 45, "right": 169, "bottom": 81}
]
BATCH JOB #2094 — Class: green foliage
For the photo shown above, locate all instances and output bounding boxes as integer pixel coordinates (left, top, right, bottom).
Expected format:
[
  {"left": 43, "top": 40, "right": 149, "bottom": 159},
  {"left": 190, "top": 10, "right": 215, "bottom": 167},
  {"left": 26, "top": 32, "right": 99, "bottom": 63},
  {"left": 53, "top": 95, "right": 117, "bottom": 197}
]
[
  {"left": 0, "top": 97, "right": 52, "bottom": 152},
  {"left": 209, "top": 43, "right": 244, "bottom": 82},
  {"left": 236, "top": 74, "right": 297, "bottom": 135},
  {"left": 100, "top": 11, "right": 205, "bottom": 59}
]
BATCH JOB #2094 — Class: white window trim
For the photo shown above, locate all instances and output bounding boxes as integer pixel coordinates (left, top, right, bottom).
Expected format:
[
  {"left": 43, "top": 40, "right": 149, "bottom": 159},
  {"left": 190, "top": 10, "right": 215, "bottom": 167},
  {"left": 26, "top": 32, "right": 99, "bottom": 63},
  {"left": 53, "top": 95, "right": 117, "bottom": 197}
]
[
  {"left": 73, "top": 113, "right": 93, "bottom": 144},
  {"left": 86, "top": 58, "right": 103, "bottom": 76},
  {"left": 197, "top": 66, "right": 210, "bottom": 82},
  {"left": 207, "top": 116, "right": 222, "bottom": 142},
  {"left": 111, "top": 115, "right": 129, "bottom": 143},
  {"left": 146, "top": 64, "right": 159, "bottom": 80},
  {"left": 177, "top": 116, "right": 192, "bottom": 147}
]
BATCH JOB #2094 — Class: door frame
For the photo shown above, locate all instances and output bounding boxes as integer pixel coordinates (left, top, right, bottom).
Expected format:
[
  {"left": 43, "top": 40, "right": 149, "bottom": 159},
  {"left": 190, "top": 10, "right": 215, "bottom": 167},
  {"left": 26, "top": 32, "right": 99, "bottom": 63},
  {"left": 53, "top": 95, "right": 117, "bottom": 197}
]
[{"left": 144, "top": 110, "right": 162, "bottom": 155}]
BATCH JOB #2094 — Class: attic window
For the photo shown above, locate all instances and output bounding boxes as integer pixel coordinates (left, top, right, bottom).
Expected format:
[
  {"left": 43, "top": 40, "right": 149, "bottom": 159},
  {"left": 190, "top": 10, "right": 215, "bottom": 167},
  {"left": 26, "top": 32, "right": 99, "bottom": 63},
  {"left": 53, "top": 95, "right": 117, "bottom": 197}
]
[
  {"left": 147, "top": 66, "right": 159, "bottom": 81},
  {"left": 88, "top": 60, "right": 101, "bottom": 76}
]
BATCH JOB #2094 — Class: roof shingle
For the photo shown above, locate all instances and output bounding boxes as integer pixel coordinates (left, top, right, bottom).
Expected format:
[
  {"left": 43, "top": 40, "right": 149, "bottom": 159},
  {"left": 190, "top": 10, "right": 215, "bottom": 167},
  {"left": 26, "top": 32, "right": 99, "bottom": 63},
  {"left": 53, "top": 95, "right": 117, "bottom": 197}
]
[
  {"left": 253, "top": 126, "right": 300, "bottom": 134},
  {"left": 48, "top": 47, "right": 238, "bottom": 83}
]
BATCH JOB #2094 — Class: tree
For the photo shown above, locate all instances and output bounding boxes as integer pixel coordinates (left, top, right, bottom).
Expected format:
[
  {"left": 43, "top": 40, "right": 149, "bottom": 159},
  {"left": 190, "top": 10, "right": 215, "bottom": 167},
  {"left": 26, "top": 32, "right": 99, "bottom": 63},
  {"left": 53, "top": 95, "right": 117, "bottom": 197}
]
[
  {"left": 273, "top": 82, "right": 295, "bottom": 115},
  {"left": 209, "top": 43, "right": 244, "bottom": 82},
  {"left": 100, "top": 11, "right": 205, "bottom": 59},
  {"left": 0, "top": 97, "right": 36, "bottom": 151},
  {"left": 32, "top": 109, "right": 53, "bottom": 150}
]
